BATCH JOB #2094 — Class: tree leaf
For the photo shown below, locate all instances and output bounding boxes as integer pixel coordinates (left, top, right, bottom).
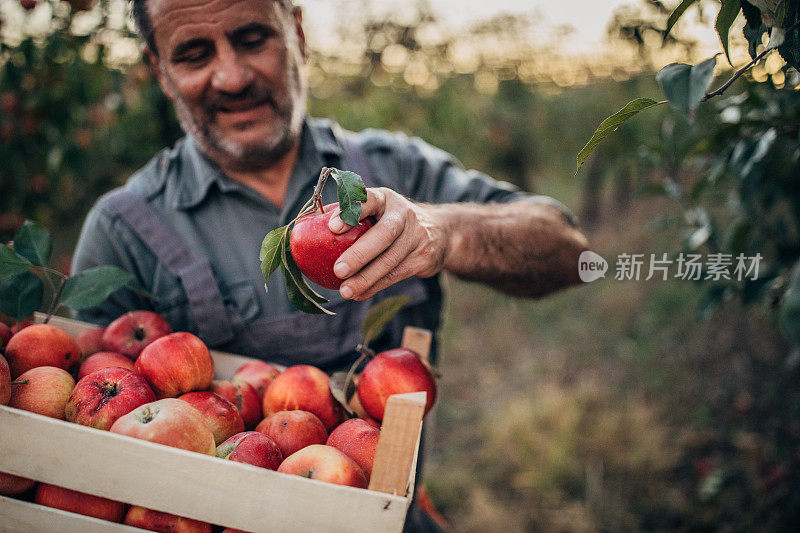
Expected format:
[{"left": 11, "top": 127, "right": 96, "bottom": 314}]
[
  {"left": 576, "top": 98, "right": 665, "bottom": 173},
  {"left": 329, "top": 371, "right": 357, "bottom": 417},
  {"left": 60, "top": 265, "right": 137, "bottom": 310},
  {"left": 332, "top": 169, "right": 367, "bottom": 226},
  {"left": 281, "top": 233, "right": 334, "bottom": 315},
  {"left": 0, "top": 272, "right": 43, "bottom": 320},
  {"left": 13, "top": 220, "right": 52, "bottom": 267},
  {"left": 689, "top": 56, "right": 718, "bottom": 108},
  {"left": 779, "top": 261, "right": 800, "bottom": 349},
  {"left": 0, "top": 245, "right": 35, "bottom": 282},
  {"left": 656, "top": 57, "right": 717, "bottom": 117},
  {"left": 260, "top": 225, "right": 288, "bottom": 285},
  {"left": 716, "top": 0, "right": 742, "bottom": 65},
  {"left": 361, "top": 295, "right": 412, "bottom": 346},
  {"left": 665, "top": 0, "right": 699, "bottom": 40}
]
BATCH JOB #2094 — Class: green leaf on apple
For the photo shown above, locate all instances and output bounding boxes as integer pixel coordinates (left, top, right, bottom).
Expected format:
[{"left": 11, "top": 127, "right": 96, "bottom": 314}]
[
  {"left": 280, "top": 232, "right": 334, "bottom": 315},
  {"left": 361, "top": 295, "right": 412, "bottom": 346},
  {"left": 332, "top": 169, "right": 367, "bottom": 226},
  {"left": 60, "top": 265, "right": 156, "bottom": 311},
  {"left": 0, "top": 244, "right": 35, "bottom": 282},
  {"left": 13, "top": 220, "right": 52, "bottom": 267},
  {"left": 329, "top": 371, "right": 357, "bottom": 417},
  {"left": 260, "top": 224, "right": 287, "bottom": 285},
  {"left": 0, "top": 272, "right": 44, "bottom": 319}
]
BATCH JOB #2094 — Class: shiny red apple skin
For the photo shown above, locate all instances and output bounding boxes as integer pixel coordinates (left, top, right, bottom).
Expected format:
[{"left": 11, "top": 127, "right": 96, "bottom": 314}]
[
  {"left": 357, "top": 348, "right": 437, "bottom": 421},
  {"left": 263, "top": 365, "right": 342, "bottom": 432},
  {"left": 179, "top": 391, "right": 244, "bottom": 445},
  {"left": 0, "top": 472, "right": 36, "bottom": 496},
  {"left": 211, "top": 378, "right": 262, "bottom": 430},
  {"left": 278, "top": 444, "right": 368, "bottom": 489},
  {"left": 0, "top": 354, "right": 10, "bottom": 405},
  {"left": 326, "top": 418, "right": 381, "bottom": 481},
  {"left": 35, "top": 483, "right": 128, "bottom": 523},
  {"left": 75, "top": 326, "right": 105, "bottom": 359},
  {"left": 66, "top": 367, "right": 156, "bottom": 430},
  {"left": 233, "top": 360, "right": 281, "bottom": 399},
  {"left": 289, "top": 203, "right": 373, "bottom": 289},
  {"left": 77, "top": 351, "right": 136, "bottom": 380},
  {"left": 216, "top": 431, "right": 283, "bottom": 470},
  {"left": 255, "top": 410, "right": 328, "bottom": 459},
  {"left": 109, "top": 398, "right": 216, "bottom": 455},
  {"left": 10, "top": 366, "right": 75, "bottom": 419},
  {"left": 135, "top": 332, "right": 214, "bottom": 398},
  {"left": 4, "top": 324, "right": 81, "bottom": 378},
  {"left": 102, "top": 310, "right": 172, "bottom": 360},
  {"left": 124, "top": 506, "right": 212, "bottom": 533}
]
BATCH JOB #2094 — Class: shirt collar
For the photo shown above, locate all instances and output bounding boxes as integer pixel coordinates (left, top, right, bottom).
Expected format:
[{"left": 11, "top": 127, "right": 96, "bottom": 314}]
[{"left": 173, "top": 117, "right": 343, "bottom": 210}]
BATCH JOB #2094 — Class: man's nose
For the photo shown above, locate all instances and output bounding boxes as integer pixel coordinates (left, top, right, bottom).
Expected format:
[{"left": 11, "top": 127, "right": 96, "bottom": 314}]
[{"left": 211, "top": 47, "right": 254, "bottom": 94}]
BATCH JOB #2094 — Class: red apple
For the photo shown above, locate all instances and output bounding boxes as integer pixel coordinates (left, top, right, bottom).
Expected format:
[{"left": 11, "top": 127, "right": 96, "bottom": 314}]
[
  {"left": 35, "top": 483, "right": 128, "bottom": 522},
  {"left": 124, "top": 506, "right": 212, "bottom": 533},
  {"left": 278, "top": 444, "right": 367, "bottom": 489},
  {"left": 255, "top": 410, "right": 327, "bottom": 458},
  {"left": 102, "top": 311, "right": 172, "bottom": 360},
  {"left": 263, "top": 365, "right": 342, "bottom": 431},
  {"left": 20, "top": 0, "right": 37, "bottom": 10},
  {"left": 10, "top": 318, "right": 33, "bottom": 335},
  {"left": 326, "top": 418, "right": 380, "bottom": 481},
  {"left": 178, "top": 391, "right": 243, "bottom": 445},
  {"left": 211, "top": 379, "right": 261, "bottom": 430},
  {"left": 65, "top": 367, "right": 156, "bottom": 430},
  {"left": 77, "top": 351, "right": 136, "bottom": 380},
  {"left": 135, "top": 332, "right": 214, "bottom": 398},
  {"left": 10, "top": 366, "right": 75, "bottom": 419},
  {"left": 357, "top": 348, "right": 436, "bottom": 421},
  {"left": 0, "top": 354, "right": 10, "bottom": 405},
  {"left": 109, "top": 398, "right": 216, "bottom": 455},
  {"left": 289, "top": 203, "right": 373, "bottom": 289},
  {"left": 216, "top": 431, "right": 283, "bottom": 470},
  {"left": 0, "top": 322, "right": 11, "bottom": 349},
  {"left": 0, "top": 472, "right": 36, "bottom": 496},
  {"left": 75, "top": 326, "right": 105, "bottom": 359},
  {"left": 4, "top": 324, "right": 81, "bottom": 378},
  {"left": 233, "top": 360, "right": 281, "bottom": 399}
]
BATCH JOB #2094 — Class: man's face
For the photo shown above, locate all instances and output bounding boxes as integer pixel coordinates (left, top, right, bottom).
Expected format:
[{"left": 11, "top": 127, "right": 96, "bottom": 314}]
[{"left": 147, "top": 0, "right": 307, "bottom": 170}]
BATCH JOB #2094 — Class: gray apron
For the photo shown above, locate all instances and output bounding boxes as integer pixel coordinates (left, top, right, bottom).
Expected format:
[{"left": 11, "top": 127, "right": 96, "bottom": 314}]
[{"left": 101, "top": 134, "right": 442, "bottom": 372}]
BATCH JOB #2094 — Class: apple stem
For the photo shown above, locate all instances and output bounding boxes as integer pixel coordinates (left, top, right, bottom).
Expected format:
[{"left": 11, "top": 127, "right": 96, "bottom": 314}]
[
  {"left": 312, "top": 167, "right": 333, "bottom": 213},
  {"left": 11, "top": 379, "right": 29, "bottom": 385},
  {"left": 44, "top": 276, "right": 67, "bottom": 324}
]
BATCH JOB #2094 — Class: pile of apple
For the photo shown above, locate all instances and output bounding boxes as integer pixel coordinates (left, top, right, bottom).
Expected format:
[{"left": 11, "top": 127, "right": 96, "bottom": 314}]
[{"left": 0, "top": 310, "right": 436, "bottom": 532}]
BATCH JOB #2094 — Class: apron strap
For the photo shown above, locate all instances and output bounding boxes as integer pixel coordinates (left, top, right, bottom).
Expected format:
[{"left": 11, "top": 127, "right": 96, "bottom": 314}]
[{"left": 102, "top": 188, "right": 235, "bottom": 346}]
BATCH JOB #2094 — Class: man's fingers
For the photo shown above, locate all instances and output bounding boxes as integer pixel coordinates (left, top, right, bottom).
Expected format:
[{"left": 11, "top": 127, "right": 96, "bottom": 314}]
[
  {"left": 333, "top": 210, "right": 406, "bottom": 279},
  {"left": 339, "top": 233, "right": 417, "bottom": 299},
  {"left": 328, "top": 188, "right": 386, "bottom": 234}
]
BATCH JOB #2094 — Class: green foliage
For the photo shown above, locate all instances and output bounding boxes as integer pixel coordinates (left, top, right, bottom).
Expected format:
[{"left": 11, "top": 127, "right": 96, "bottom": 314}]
[
  {"left": 361, "top": 295, "right": 412, "bottom": 346},
  {"left": 332, "top": 169, "right": 367, "bottom": 226},
  {"left": 715, "top": 0, "right": 742, "bottom": 65},
  {"left": 656, "top": 56, "right": 718, "bottom": 116}
]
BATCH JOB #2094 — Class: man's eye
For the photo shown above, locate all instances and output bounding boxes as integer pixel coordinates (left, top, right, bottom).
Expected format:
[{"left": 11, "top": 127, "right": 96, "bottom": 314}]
[
  {"left": 238, "top": 33, "right": 267, "bottom": 49},
  {"left": 177, "top": 48, "right": 211, "bottom": 64}
]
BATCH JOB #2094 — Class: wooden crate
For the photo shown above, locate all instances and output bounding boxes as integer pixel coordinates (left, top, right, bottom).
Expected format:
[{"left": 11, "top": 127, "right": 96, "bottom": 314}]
[{"left": 0, "top": 314, "right": 430, "bottom": 532}]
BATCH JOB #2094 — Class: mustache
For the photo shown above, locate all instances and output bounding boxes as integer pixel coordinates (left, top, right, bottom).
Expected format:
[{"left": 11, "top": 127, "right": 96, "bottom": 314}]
[{"left": 207, "top": 85, "right": 281, "bottom": 112}]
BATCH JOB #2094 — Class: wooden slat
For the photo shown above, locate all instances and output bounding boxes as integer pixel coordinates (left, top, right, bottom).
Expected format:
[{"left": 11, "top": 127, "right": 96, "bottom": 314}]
[
  {"left": 0, "top": 495, "right": 142, "bottom": 533},
  {"left": 400, "top": 327, "right": 432, "bottom": 363}
]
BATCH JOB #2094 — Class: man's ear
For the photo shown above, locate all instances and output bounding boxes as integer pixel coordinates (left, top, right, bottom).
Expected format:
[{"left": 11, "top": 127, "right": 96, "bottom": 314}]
[
  {"left": 143, "top": 45, "right": 175, "bottom": 100},
  {"left": 292, "top": 7, "right": 308, "bottom": 62}
]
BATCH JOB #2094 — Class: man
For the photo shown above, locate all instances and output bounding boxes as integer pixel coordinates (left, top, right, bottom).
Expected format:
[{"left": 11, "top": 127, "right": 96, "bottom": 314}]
[{"left": 72, "top": 0, "right": 587, "bottom": 528}]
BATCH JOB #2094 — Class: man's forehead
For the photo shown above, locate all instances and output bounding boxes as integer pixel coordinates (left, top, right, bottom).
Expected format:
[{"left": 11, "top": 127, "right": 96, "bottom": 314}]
[{"left": 149, "top": 0, "right": 282, "bottom": 34}]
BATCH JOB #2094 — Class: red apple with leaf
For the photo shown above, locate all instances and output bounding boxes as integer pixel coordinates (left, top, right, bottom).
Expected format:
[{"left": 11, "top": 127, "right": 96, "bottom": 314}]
[{"left": 260, "top": 167, "right": 369, "bottom": 313}]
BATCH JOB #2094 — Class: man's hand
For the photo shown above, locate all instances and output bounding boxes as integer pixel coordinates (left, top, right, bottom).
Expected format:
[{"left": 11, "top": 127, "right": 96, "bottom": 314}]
[{"left": 328, "top": 187, "right": 449, "bottom": 301}]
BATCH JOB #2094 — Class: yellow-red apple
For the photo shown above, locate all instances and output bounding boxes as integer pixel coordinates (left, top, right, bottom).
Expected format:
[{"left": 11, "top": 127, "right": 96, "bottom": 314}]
[
  {"left": 277, "top": 444, "right": 367, "bottom": 489},
  {"left": 135, "top": 332, "right": 214, "bottom": 398},
  {"left": 179, "top": 391, "right": 243, "bottom": 445},
  {"left": 102, "top": 310, "right": 172, "bottom": 360},
  {"left": 4, "top": 324, "right": 80, "bottom": 378},
  {"left": 10, "top": 366, "right": 75, "bottom": 419},
  {"left": 255, "top": 410, "right": 327, "bottom": 458},
  {"left": 124, "top": 506, "right": 212, "bottom": 533},
  {"left": 211, "top": 379, "right": 261, "bottom": 430},
  {"left": 35, "top": 483, "right": 128, "bottom": 522},
  {"left": 66, "top": 367, "right": 156, "bottom": 430},
  {"left": 263, "top": 365, "right": 342, "bottom": 431},
  {"left": 326, "top": 418, "right": 380, "bottom": 481},
  {"left": 109, "top": 398, "right": 215, "bottom": 455},
  {"left": 216, "top": 431, "right": 283, "bottom": 470},
  {"left": 233, "top": 360, "right": 281, "bottom": 399},
  {"left": 357, "top": 348, "right": 436, "bottom": 421},
  {"left": 77, "top": 351, "right": 136, "bottom": 380}
]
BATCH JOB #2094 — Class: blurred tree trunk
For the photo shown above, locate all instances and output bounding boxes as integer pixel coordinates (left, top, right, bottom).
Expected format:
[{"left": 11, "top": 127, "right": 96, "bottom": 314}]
[{"left": 581, "top": 153, "right": 605, "bottom": 227}]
